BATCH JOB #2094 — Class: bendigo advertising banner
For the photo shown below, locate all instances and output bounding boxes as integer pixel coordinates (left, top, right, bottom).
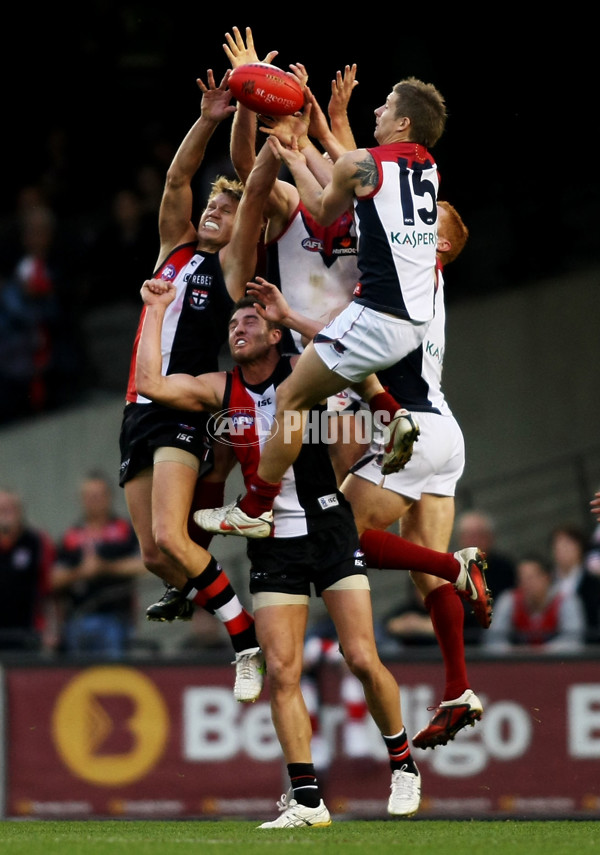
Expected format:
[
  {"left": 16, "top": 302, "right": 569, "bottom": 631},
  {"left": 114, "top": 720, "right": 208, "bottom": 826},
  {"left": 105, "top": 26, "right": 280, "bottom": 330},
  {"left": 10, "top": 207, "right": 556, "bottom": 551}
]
[{"left": 3, "top": 658, "right": 600, "bottom": 819}]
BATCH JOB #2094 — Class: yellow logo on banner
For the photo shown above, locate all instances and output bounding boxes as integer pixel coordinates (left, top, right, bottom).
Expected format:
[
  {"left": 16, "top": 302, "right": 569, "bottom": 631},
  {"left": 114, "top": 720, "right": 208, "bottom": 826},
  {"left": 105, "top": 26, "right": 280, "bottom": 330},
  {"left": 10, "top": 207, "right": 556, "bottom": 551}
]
[{"left": 51, "top": 666, "right": 169, "bottom": 786}]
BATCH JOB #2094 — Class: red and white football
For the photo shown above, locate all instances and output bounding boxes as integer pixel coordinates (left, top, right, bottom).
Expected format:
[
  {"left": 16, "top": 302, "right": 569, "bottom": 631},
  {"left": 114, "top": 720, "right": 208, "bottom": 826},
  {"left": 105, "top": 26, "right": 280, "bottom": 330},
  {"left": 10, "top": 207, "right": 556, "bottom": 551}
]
[{"left": 228, "top": 62, "right": 304, "bottom": 116}]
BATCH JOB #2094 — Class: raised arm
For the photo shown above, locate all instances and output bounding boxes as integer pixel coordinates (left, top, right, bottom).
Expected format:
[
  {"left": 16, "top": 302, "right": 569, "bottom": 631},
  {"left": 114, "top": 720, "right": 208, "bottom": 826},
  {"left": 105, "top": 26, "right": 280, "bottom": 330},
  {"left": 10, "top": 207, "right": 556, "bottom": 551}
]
[
  {"left": 224, "top": 25, "right": 278, "bottom": 183},
  {"left": 224, "top": 25, "right": 296, "bottom": 235},
  {"left": 135, "top": 279, "right": 225, "bottom": 410},
  {"left": 267, "top": 135, "right": 363, "bottom": 225},
  {"left": 220, "top": 139, "right": 282, "bottom": 301},
  {"left": 157, "top": 70, "right": 235, "bottom": 265},
  {"left": 328, "top": 64, "right": 359, "bottom": 151},
  {"left": 247, "top": 276, "right": 324, "bottom": 341}
]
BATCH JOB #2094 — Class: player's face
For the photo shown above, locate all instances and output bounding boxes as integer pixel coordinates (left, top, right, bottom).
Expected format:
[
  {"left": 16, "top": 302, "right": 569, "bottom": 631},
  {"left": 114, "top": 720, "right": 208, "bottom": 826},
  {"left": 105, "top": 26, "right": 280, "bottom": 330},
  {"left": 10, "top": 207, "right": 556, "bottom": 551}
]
[
  {"left": 374, "top": 91, "right": 401, "bottom": 143},
  {"left": 197, "top": 193, "right": 239, "bottom": 246},
  {"left": 228, "top": 308, "right": 273, "bottom": 363}
]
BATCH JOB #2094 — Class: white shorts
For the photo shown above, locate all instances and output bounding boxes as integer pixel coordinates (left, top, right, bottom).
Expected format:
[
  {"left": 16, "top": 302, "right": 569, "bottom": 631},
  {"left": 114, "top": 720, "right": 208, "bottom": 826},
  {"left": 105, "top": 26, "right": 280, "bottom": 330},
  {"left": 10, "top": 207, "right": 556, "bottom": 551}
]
[
  {"left": 350, "top": 410, "right": 465, "bottom": 500},
  {"left": 327, "top": 387, "right": 368, "bottom": 413},
  {"left": 314, "top": 301, "right": 429, "bottom": 384}
]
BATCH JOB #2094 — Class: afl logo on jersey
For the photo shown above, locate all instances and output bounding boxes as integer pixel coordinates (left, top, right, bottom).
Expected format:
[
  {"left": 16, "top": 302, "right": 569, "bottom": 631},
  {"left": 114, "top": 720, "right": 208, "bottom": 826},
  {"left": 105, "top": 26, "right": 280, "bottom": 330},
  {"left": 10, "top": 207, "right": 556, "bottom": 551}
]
[
  {"left": 302, "top": 237, "right": 324, "bottom": 252},
  {"left": 160, "top": 264, "right": 177, "bottom": 281}
]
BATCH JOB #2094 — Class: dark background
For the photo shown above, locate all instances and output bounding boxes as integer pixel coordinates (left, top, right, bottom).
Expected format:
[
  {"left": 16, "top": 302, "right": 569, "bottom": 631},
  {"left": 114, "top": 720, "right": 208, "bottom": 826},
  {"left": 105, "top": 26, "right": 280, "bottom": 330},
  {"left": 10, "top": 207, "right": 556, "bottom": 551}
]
[{"left": 7, "top": 6, "right": 598, "bottom": 302}]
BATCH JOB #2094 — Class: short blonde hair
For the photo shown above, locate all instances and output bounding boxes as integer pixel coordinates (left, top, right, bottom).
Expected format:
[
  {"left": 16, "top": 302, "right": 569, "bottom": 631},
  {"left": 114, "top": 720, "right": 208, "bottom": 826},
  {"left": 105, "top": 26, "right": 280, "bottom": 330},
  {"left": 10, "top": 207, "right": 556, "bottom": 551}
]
[{"left": 207, "top": 175, "right": 244, "bottom": 204}]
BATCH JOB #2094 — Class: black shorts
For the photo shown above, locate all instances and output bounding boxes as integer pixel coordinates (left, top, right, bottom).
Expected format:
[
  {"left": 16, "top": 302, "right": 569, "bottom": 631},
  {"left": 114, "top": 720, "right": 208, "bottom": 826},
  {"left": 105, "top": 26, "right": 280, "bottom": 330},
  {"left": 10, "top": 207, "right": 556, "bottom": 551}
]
[
  {"left": 247, "top": 521, "right": 367, "bottom": 598},
  {"left": 118, "top": 402, "right": 213, "bottom": 486}
]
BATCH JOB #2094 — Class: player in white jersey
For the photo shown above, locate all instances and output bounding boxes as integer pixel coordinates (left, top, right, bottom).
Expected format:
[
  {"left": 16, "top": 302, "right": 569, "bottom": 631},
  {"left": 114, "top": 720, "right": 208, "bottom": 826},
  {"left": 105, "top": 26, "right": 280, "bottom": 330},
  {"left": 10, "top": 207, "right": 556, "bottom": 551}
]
[{"left": 342, "top": 201, "right": 491, "bottom": 748}]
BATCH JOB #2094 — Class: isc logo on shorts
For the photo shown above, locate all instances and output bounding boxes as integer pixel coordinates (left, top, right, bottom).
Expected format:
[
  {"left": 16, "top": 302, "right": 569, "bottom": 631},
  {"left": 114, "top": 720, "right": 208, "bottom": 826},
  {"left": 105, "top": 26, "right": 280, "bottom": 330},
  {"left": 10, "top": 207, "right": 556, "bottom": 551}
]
[{"left": 317, "top": 493, "right": 339, "bottom": 510}]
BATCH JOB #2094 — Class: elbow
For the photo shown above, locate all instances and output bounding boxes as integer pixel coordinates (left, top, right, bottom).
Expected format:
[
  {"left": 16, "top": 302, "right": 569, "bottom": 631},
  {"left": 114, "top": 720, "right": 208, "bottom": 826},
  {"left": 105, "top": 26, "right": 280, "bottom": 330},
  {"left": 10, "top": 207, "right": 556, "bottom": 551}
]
[{"left": 135, "top": 373, "right": 154, "bottom": 401}]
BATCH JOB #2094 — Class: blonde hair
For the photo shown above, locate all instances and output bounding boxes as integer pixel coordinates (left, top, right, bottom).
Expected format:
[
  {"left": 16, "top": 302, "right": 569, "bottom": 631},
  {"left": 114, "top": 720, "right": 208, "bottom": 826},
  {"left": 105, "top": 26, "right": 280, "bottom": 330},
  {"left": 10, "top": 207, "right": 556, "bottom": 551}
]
[{"left": 207, "top": 175, "right": 244, "bottom": 204}]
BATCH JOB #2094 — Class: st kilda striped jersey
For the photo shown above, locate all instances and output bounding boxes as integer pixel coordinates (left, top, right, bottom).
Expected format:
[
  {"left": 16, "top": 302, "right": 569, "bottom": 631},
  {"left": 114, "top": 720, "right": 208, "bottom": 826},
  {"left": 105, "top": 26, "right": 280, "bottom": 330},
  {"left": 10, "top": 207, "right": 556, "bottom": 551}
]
[
  {"left": 126, "top": 244, "right": 233, "bottom": 404},
  {"left": 220, "top": 356, "right": 351, "bottom": 538},
  {"left": 352, "top": 141, "right": 439, "bottom": 322}
]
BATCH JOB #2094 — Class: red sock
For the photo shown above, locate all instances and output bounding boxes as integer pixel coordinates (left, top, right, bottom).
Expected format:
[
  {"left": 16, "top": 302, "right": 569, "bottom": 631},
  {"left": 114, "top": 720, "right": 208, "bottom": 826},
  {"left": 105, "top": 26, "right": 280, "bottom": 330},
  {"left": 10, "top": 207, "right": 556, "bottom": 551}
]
[
  {"left": 238, "top": 474, "right": 281, "bottom": 517},
  {"left": 424, "top": 585, "right": 468, "bottom": 700},
  {"left": 188, "top": 480, "right": 225, "bottom": 549},
  {"left": 369, "top": 391, "right": 401, "bottom": 422},
  {"left": 360, "top": 529, "right": 460, "bottom": 581}
]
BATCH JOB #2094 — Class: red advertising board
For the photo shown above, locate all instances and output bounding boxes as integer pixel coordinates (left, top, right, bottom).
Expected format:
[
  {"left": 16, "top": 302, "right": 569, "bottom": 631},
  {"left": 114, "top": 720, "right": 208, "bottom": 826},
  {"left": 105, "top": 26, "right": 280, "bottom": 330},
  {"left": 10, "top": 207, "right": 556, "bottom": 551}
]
[{"left": 3, "top": 658, "right": 600, "bottom": 819}]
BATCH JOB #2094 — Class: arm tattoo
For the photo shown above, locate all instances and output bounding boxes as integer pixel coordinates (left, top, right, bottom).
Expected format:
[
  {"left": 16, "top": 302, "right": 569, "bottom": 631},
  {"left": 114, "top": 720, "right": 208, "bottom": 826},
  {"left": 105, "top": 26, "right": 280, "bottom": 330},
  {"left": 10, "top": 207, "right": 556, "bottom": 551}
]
[{"left": 353, "top": 156, "right": 378, "bottom": 189}]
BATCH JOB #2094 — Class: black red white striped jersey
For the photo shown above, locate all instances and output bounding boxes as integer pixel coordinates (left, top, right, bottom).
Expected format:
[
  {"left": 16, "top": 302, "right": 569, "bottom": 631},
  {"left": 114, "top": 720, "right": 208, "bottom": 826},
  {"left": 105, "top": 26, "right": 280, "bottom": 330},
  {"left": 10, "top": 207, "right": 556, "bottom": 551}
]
[
  {"left": 221, "top": 357, "right": 350, "bottom": 537},
  {"left": 353, "top": 142, "right": 439, "bottom": 321},
  {"left": 126, "top": 244, "right": 233, "bottom": 403}
]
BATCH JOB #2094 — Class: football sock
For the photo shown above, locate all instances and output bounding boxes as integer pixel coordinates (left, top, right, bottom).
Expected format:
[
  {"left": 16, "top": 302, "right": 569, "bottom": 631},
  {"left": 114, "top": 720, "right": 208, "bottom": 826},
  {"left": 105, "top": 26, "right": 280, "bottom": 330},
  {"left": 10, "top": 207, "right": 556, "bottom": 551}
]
[
  {"left": 360, "top": 529, "right": 460, "bottom": 582},
  {"left": 383, "top": 728, "right": 418, "bottom": 775},
  {"left": 183, "top": 556, "right": 257, "bottom": 652},
  {"left": 425, "top": 584, "right": 469, "bottom": 700},
  {"left": 238, "top": 474, "right": 281, "bottom": 518},
  {"left": 288, "top": 763, "right": 321, "bottom": 808},
  {"left": 368, "top": 390, "right": 401, "bottom": 422},
  {"left": 188, "top": 479, "right": 225, "bottom": 549}
]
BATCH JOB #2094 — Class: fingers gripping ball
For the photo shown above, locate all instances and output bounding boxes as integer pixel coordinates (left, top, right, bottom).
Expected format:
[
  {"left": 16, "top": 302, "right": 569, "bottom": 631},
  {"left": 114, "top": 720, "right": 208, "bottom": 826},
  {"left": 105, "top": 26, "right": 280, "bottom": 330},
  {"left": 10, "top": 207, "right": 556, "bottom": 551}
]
[{"left": 228, "top": 62, "right": 304, "bottom": 116}]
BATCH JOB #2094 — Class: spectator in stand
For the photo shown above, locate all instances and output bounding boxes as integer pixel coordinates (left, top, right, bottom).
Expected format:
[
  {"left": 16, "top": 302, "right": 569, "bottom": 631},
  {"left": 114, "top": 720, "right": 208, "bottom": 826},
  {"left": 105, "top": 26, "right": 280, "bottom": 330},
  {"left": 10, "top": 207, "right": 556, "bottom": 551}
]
[
  {"left": 0, "top": 486, "right": 57, "bottom": 652},
  {"left": 549, "top": 523, "right": 600, "bottom": 645},
  {"left": 454, "top": 509, "right": 516, "bottom": 645},
  {"left": 382, "top": 585, "right": 439, "bottom": 650},
  {"left": 455, "top": 510, "right": 516, "bottom": 597},
  {"left": 0, "top": 199, "right": 87, "bottom": 422},
  {"left": 483, "top": 553, "right": 586, "bottom": 653},
  {"left": 51, "top": 471, "right": 146, "bottom": 657}
]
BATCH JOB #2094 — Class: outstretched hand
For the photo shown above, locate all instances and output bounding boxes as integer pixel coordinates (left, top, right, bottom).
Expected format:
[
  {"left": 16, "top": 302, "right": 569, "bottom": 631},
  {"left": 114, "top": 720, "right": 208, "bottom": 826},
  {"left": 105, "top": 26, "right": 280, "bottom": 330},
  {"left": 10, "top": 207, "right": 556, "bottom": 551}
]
[
  {"left": 196, "top": 69, "right": 236, "bottom": 122},
  {"left": 259, "top": 108, "right": 310, "bottom": 148},
  {"left": 246, "top": 276, "right": 291, "bottom": 324},
  {"left": 329, "top": 63, "right": 358, "bottom": 119},
  {"left": 591, "top": 492, "right": 600, "bottom": 519},
  {"left": 223, "top": 25, "right": 278, "bottom": 68},
  {"left": 266, "top": 127, "right": 308, "bottom": 168}
]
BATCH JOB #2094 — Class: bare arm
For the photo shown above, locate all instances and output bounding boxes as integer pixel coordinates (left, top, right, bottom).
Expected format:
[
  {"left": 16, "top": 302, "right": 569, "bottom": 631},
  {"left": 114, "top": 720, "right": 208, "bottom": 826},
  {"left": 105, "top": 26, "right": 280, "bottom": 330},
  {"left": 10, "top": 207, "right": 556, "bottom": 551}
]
[
  {"left": 135, "top": 279, "right": 225, "bottom": 410},
  {"left": 267, "top": 136, "right": 368, "bottom": 225},
  {"left": 246, "top": 276, "right": 323, "bottom": 340},
  {"left": 260, "top": 104, "right": 334, "bottom": 189},
  {"left": 220, "top": 140, "right": 281, "bottom": 300},
  {"left": 51, "top": 552, "right": 146, "bottom": 593},
  {"left": 157, "top": 70, "right": 236, "bottom": 266},
  {"left": 224, "top": 25, "right": 278, "bottom": 184}
]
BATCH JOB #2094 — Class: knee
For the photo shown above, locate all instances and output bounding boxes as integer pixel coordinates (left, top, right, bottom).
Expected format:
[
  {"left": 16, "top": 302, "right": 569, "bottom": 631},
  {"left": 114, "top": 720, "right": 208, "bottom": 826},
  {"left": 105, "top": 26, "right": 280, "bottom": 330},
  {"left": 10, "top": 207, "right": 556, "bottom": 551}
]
[
  {"left": 342, "top": 647, "right": 378, "bottom": 683},
  {"left": 152, "top": 523, "right": 186, "bottom": 565},
  {"left": 263, "top": 651, "right": 303, "bottom": 692}
]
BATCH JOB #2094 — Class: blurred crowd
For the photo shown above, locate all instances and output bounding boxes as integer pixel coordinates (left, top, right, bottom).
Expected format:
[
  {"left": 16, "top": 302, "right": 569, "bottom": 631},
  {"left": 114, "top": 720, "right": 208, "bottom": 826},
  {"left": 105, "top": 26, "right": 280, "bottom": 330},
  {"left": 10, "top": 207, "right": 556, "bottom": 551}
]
[
  {"left": 0, "top": 121, "right": 230, "bottom": 426},
  {"left": 2, "top": 479, "right": 600, "bottom": 660}
]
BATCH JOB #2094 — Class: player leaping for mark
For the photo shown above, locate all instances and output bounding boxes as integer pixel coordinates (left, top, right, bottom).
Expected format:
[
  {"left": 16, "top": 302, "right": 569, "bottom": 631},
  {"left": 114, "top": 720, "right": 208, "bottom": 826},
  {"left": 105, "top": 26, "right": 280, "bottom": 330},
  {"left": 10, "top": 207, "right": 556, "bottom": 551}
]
[{"left": 199, "top": 76, "right": 446, "bottom": 539}]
